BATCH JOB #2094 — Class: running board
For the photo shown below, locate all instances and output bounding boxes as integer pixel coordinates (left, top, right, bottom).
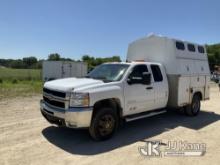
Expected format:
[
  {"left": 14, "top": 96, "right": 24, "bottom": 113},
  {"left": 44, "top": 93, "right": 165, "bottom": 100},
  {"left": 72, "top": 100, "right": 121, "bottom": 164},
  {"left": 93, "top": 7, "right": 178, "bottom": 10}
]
[{"left": 125, "top": 110, "right": 167, "bottom": 122}]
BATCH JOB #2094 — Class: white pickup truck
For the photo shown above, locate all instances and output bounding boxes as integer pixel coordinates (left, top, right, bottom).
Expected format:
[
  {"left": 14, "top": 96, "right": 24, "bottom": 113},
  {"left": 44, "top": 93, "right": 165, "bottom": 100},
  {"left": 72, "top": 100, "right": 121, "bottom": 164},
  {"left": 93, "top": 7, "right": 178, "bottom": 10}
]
[{"left": 40, "top": 35, "right": 210, "bottom": 140}]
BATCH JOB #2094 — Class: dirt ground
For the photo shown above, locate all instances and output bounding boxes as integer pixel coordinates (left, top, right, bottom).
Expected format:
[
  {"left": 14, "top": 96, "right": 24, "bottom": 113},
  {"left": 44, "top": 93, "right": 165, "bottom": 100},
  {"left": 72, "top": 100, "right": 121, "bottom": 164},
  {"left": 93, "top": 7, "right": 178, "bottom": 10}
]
[{"left": 1, "top": 84, "right": 220, "bottom": 165}]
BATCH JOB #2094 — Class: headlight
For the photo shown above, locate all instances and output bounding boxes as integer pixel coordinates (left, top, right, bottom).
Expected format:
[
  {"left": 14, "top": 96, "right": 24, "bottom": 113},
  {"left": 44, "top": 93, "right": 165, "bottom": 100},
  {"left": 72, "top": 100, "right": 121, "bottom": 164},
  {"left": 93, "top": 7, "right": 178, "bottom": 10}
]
[{"left": 70, "top": 93, "right": 90, "bottom": 107}]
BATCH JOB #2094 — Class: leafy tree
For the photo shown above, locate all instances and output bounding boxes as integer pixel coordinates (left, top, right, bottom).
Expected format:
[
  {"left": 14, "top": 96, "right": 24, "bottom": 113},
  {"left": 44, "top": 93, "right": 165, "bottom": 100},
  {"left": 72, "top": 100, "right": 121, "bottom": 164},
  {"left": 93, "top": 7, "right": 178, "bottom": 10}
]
[
  {"left": 23, "top": 56, "right": 37, "bottom": 68},
  {"left": 214, "top": 52, "right": 220, "bottom": 63},
  {"left": 10, "top": 60, "right": 25, "bottom": 69},
  {"left": 82, "top": 55, "right": 91, "bottom": 61},
  {"left": 60, "top": 57, "right": 74, "bottom": 61},
  {"left": 48, "top": 53, "right": 61, "bottom": 61},
  {"left": 82, "top": 55, "right": 121, "bottom": 70},
  {"left": 207, "top": 43, "right": 220, "bottom": 71}
]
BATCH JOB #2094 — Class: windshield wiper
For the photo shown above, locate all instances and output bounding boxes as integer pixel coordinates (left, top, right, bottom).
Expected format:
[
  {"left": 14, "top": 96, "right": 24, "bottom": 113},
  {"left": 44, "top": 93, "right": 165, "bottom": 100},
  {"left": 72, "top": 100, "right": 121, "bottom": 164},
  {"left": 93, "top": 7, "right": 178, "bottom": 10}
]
[
  {"left": 103, "top": 80, "right": 113, "bottom": 83},
  {"left": 93, "top": 76, "right": 106, "bottom": 80}
]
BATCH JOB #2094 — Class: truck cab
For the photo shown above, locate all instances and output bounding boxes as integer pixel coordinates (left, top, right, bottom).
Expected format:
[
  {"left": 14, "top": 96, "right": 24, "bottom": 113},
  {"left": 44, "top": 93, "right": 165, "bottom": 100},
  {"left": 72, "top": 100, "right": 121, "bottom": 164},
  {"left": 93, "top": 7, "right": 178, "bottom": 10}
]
[{"left": 41, "top": 62, "right": 168, "bottom": 140}]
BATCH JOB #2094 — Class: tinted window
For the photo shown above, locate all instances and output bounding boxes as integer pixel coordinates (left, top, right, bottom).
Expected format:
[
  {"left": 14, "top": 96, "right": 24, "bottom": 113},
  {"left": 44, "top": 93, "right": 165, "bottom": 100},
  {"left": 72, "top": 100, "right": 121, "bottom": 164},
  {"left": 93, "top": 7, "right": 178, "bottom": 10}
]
[
  {"left": 130, "top": 65, "right": 148, "bottom": 78},
  {"left": 187, "top": 44, "right": 196, "bottom": 52},
  {"left": 198, "top": 46, "right": 205, "bottom": 53},
  {"left": 151, "top": 65, "right": 163, "bottom": 82},
  {"left": 176, "top": 41, "right": 185, "bottom": 50}
]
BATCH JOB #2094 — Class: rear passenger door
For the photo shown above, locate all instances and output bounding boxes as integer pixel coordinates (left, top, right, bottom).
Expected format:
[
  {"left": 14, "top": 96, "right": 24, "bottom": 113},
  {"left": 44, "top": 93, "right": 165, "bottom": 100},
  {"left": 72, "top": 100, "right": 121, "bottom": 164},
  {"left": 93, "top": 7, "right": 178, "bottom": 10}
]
[{"left": 150, "top": 64, "right": 168, "bottom": 109}]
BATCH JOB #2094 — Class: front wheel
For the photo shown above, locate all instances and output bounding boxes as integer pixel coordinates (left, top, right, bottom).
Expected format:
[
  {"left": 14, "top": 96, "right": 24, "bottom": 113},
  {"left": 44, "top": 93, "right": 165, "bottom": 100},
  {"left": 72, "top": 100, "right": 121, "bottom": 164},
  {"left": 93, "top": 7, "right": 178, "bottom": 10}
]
[
  {"left": 89, "top": 107, "right": 118, "bottom": 141},
  {"left": 184, "top": 94, "right": 201, "bottom": 116}
]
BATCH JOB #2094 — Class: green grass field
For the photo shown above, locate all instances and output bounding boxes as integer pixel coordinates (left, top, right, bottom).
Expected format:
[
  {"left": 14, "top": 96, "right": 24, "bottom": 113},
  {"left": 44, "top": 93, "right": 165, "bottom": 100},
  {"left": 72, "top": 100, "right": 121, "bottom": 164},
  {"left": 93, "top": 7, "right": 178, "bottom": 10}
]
[
  {"left": 0, "top": 68, "right": 41, "bottom": 81},
  {"left": 0, "top": 68, "right": 43, "bottom": 99}
]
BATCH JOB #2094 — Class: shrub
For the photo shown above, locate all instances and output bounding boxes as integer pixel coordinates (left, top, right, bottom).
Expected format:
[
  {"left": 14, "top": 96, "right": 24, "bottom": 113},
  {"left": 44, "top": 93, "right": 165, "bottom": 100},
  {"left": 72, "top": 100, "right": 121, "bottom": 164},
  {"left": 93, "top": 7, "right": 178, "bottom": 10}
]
[
  {"left": 0, "top": 79, "right": 3, "bottom": 83},
  {"left": 12, "top": 79, "right": 18, "bottom": 84}
]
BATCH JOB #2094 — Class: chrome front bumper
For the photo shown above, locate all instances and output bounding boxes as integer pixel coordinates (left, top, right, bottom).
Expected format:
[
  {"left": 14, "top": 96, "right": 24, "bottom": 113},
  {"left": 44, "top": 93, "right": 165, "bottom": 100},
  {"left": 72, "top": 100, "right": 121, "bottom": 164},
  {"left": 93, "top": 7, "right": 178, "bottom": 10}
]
[{"left": 40, "top": 100, "right": 93, "bottom": 128}]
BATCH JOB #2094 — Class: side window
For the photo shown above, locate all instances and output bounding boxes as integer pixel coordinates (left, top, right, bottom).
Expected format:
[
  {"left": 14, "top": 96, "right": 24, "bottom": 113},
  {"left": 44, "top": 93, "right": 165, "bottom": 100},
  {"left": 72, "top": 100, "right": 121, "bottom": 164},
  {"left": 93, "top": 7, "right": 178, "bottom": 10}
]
[
  {"left": 187, "top": 44, "right": 196, "bottom": 52},
  {"left": 150, "top": 65, "right": 163, "bottom": 82},
  {"left": 176, "top": 41, "right": 185, "bottom": 50},
  {"left": 198, "top": 46, "right": 205, "bottom": 53},
  {"left": 129, "top": 65, "right": 148, "bottom": 82}
]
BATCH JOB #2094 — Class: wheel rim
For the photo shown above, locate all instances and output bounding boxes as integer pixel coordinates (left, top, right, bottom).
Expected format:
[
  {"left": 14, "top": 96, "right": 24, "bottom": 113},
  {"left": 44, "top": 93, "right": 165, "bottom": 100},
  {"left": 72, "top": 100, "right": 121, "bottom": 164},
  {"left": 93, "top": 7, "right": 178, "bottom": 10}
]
[
  {"left": 98, "top": 114, "right": 115, "bottom": 137},
  {"left": 192, "top": 98, "right": 200, "bottom": 114}
]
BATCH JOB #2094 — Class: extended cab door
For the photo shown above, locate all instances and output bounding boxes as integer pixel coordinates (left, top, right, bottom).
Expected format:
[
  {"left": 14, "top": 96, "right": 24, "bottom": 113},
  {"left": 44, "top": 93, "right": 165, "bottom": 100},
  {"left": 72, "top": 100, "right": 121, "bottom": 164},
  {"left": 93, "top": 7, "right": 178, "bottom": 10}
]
[
  {"left": 123, "top": 64, "right": 155, "bottom": 115},
  {"left": 150, "top": 64, "right": 168, "bottom": 109}
]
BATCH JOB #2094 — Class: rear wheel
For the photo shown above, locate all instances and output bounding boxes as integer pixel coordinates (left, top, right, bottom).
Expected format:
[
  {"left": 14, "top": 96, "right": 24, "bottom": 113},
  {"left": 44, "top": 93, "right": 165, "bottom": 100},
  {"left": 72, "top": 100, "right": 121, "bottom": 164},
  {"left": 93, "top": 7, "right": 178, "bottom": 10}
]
[
  {"left": 184, "top": 94, "right": 201, "bottom": 116},
  {"left": 89, "top": 107, "right": 118, "bottom": 141}
]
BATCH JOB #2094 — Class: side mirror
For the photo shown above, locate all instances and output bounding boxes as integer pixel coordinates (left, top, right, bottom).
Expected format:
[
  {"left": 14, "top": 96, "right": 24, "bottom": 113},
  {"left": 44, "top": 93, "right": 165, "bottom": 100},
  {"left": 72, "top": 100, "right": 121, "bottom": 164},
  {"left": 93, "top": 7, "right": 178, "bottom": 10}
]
[{"left": 142, "top": 72, "right": 151, "bottom": 85}]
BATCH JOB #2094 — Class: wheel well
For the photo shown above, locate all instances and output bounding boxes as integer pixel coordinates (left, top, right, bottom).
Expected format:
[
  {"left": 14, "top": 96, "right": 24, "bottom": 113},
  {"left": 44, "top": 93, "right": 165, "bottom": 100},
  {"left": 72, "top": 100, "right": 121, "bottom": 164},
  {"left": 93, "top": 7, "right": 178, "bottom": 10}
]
[
  {"left": 194, "top": 91, "right": 202, "bottom": 100},
  {"left": 92, "top": 98, "right": 122, "bottom": 118}
]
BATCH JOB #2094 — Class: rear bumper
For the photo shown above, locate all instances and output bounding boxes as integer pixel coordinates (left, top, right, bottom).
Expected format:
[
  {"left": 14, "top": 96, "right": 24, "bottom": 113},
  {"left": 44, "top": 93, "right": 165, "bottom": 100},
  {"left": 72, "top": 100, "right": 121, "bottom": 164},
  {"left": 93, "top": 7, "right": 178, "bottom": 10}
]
[{"left": 40, "top": 100, "right": 93, "bottom": 128}]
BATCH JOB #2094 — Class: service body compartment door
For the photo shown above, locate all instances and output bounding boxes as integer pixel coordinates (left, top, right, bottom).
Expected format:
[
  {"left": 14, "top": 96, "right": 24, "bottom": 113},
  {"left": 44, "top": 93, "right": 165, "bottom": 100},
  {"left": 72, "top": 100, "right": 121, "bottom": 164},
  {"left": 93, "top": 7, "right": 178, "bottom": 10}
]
[{"left": 178, "top": 76, "right": 190, "bottom": 106}]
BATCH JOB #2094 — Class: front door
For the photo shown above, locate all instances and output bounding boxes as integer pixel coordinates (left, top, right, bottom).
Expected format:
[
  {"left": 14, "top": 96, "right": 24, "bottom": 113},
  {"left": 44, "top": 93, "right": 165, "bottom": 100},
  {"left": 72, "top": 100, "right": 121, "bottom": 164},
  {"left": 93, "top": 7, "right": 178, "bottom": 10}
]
[{"left": 123, "top": 64, "right": 155, "bottom": 116}]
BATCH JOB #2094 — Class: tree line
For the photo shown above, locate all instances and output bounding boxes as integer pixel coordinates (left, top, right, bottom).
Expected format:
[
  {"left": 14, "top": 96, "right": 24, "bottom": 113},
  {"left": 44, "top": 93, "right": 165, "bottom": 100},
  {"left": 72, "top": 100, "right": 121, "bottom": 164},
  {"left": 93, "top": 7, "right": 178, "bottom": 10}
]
[
  {"left": 206, "top": 44, "right": 220, "bottom": 71},
  {"left": 0, "top": 53, "right": 121, "bottom": 70},
  {"left": 0, "top": 43, "right": 220, "bottom": 71}
]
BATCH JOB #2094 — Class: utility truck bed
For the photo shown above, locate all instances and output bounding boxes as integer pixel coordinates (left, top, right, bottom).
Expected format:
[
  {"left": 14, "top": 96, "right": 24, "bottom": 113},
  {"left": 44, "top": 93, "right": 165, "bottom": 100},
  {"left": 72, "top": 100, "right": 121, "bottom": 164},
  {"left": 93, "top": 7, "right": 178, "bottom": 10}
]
[{"left": 127, "top": 35, "right": 210, "bottom": 107}]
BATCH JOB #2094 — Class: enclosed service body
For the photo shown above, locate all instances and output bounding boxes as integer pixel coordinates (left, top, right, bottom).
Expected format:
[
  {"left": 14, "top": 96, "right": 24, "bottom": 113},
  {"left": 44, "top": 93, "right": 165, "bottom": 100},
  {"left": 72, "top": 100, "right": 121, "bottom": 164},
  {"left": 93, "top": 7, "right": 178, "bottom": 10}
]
[{"left": 127, "top": 35, "right": 210, "bottom": 107}]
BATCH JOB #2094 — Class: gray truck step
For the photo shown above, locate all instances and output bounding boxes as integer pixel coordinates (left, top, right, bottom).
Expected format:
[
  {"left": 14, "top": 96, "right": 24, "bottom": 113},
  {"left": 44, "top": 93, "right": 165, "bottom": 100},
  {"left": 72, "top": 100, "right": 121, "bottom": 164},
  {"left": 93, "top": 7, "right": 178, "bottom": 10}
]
[{"left": 125, "top": 109, "right": 167, "bottom": 122}]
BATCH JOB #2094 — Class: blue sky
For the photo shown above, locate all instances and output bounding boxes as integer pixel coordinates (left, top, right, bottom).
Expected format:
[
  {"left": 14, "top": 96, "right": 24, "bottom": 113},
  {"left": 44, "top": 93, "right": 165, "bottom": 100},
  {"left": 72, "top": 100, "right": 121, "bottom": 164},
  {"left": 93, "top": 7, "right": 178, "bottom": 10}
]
[{"left": 0, "top": 0, "right": 219, "bottom": 60}]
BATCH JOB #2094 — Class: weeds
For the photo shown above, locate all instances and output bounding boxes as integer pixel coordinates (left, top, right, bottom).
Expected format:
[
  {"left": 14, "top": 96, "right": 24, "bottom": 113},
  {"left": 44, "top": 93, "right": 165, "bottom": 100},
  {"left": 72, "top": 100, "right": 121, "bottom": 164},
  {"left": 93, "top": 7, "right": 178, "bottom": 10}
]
[
  {"left": 0, "top": 68, "right": 43, "bottom": 99},
  {"left": 12, "top": 79, "right": 18, "bottom": 84}
]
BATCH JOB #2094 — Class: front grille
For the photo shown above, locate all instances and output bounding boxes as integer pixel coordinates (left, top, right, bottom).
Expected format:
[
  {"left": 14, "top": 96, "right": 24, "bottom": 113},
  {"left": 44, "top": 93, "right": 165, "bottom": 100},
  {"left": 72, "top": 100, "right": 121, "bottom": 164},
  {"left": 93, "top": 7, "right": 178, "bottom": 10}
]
[
  {"left": 43, "top": 88, "right": 66, "bottom": 98},
  {"left": 43, "top": 96, "right": 65, "bottom": 109}
]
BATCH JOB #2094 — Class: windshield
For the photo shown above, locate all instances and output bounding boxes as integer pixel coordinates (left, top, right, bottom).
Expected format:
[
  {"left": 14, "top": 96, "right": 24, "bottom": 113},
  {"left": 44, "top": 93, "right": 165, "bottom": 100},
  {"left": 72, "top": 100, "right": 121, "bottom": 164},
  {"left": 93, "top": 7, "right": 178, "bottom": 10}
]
[{"left": 86, "top": 64, "right": 129, "bottom": 82}]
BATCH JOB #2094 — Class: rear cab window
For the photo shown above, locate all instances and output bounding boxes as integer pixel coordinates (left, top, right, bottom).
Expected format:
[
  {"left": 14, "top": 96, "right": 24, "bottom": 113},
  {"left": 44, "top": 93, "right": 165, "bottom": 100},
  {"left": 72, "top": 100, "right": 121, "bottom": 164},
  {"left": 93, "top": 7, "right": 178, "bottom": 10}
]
[{"left": 150, "top": 65, "right": 163, "bottom": 82}]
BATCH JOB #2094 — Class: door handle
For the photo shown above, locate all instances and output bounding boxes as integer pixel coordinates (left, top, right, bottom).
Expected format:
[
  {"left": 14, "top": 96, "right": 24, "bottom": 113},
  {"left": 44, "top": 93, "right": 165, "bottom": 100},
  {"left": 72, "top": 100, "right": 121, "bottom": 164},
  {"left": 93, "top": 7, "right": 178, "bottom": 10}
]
[{"left": 146, "top": 87, "right": 153, "bottom": 90}]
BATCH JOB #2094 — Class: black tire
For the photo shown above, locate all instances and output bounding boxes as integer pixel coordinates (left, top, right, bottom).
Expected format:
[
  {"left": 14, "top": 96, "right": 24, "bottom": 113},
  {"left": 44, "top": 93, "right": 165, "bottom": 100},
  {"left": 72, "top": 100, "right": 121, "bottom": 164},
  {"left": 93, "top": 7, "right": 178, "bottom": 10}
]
[
  {"left": 184, "top": 94, "right": 201, "bottom": 116},
  {"left": 89, "top": 107, "right": 119, "bottom": 141}
]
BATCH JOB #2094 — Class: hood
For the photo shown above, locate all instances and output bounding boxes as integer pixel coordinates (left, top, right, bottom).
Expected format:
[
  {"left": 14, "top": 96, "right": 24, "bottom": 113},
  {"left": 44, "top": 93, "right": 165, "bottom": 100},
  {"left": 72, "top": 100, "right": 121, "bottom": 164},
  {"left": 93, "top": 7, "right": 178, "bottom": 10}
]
[{"left": 44, "top": 77, "right": 104, "bottom": 92}]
